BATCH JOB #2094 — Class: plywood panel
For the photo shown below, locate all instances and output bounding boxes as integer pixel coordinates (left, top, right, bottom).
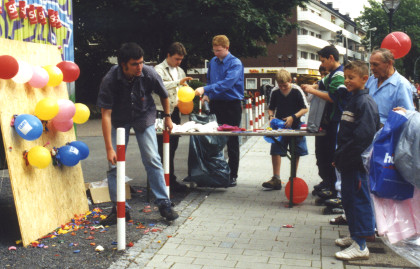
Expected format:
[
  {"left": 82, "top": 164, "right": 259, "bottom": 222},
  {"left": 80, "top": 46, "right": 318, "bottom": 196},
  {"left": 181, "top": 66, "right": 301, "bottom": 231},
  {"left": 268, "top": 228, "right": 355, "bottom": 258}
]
[{"left": 0, "top": 38, "right": 88, "bottom": 247}]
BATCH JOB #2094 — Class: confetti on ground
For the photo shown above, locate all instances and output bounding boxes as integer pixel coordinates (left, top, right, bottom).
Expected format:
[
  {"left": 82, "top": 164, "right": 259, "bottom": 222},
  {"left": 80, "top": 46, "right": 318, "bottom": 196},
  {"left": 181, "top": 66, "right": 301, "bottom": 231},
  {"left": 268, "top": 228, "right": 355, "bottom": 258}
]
[
  {"left": 95, "top": 245, "right": 104, "bottom": 252},
  {"left": 8, "top": 246, "right": 16, "bottom": 251},
  {"left": 127, "top": 242, "right": 134, "bottom": 247},
  {"left": 282, "top": 224, "right": 294, "bottom": 228},
  {"left": 73, "top": 250, "right": 80, "bottom": 253}
]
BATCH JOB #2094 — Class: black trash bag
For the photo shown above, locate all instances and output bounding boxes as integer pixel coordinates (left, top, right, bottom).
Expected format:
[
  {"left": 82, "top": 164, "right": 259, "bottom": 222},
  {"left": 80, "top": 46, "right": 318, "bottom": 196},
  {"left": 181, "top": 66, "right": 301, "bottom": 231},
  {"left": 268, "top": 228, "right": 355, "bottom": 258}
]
[{"left": 183, "top": 113, "right": 230, "bottom": 187}]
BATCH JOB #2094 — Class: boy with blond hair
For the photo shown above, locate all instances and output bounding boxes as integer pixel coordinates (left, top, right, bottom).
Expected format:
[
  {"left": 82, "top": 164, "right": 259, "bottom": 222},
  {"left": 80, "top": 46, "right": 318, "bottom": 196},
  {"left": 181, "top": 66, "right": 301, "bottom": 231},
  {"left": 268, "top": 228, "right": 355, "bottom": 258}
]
[
  {"left": 262, "top": 69, "right": 308, "bottom": 190},
  {"left": 333, "top": 60, "right": 380, "bottom": 260}
]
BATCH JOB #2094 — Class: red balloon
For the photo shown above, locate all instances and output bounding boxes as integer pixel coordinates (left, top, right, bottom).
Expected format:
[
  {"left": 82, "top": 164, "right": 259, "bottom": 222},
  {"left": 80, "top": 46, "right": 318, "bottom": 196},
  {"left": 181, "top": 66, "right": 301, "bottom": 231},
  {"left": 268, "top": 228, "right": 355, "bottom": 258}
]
[
  {"left": 56, "top": 61, "right": 80, "bottom": 82},
  {"left": 381, "top": 32, "right": 412, "bottom": 59},
  {"left": 0, "top": 55, "right": 19, "bottom": 79},
  {"left": 178, "top": 101, "right": 194, "bottom": 114},
  {"left": 285, "top": 177, "right": 309, "bottom": 204}
]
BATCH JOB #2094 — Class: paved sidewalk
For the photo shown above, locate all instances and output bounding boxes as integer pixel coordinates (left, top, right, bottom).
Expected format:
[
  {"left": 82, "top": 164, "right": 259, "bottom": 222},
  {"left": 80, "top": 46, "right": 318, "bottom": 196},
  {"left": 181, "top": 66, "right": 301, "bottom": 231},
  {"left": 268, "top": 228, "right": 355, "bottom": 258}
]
[{"left": 109, "top": 135, "right": 413, "bottom": 269}]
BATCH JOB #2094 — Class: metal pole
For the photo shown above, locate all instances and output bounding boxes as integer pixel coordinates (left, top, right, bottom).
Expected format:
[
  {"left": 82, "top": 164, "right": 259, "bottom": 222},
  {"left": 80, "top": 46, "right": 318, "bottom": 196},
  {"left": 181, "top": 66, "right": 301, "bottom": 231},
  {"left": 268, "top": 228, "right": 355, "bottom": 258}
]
[
  {"left": 414, "top": 57, "right": 420, "bottom": 81},
  {"left": 389, "top": 11, "right": 393, "bottom": 33}
]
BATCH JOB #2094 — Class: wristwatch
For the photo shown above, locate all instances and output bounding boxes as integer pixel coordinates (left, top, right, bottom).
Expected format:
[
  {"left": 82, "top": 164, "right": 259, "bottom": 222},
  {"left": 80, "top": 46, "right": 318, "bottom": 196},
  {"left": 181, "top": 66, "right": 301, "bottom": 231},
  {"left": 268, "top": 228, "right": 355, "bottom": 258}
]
[{"left": 163, "top": 113, "right": 171, "bottom": 118}]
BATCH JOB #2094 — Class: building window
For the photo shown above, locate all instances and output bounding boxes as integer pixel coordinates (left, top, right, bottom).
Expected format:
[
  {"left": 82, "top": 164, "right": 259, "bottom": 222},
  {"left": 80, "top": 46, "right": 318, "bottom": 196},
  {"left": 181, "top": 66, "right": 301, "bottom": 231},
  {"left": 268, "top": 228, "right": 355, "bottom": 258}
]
[
  {"left": 310, "top": 32, "right": 315, "bottom": 36},
  {"left": 246, "top": 78, "right": 257, "bottom": 90},
  {"left": 302, "top": 29, "right": 308, "bottom": 35},
  {"left": 331, "top": 15, "right": 336, "bottom": 23},
  {"left": 311, "top": 53, "right": 316, "bottom": 60},
  {"left": 301, "top": 51, "right": 308, "bottom": 59},
  {"left": 260, "top": 78, "right": 272, "bottom": 86},
  {"left": 302, "top": 7, "right": 307, "bottom": 11},
  {"left": 316, "top": 34, "right": 322, "bottom": 39}
]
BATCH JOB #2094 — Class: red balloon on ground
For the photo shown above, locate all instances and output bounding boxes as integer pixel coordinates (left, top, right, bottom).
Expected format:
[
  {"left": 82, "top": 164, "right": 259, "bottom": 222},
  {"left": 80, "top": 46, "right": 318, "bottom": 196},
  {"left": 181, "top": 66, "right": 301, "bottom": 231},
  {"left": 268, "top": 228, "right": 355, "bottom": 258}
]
[
  {"left": 0, "top": 55, "right": 19, "bottom": 79},
  {"left": 56, "top": 61, "right": 80, "bottom": 82},
  {"left": 285, "top": 177, "right": 309, "bottom": 204},
  {"left": 381, "top": 32, "right": 412, "bottom": 59}
]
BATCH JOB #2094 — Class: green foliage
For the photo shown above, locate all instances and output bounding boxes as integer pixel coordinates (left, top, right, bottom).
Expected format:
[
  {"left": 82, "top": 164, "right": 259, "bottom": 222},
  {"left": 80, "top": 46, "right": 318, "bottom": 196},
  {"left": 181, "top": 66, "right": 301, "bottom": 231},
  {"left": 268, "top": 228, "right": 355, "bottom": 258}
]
[
  {"left": 356, "top": 0, "right": 420, "bottom": 79},
  {"left": 73, "top": 0, "right": 309, "bottom": 104}
]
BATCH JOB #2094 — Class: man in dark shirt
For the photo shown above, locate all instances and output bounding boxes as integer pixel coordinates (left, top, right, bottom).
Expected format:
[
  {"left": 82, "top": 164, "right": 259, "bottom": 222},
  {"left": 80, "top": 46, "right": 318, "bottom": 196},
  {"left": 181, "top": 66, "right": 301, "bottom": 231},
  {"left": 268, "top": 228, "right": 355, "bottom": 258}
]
[{"left": 97, "top": 43, "right": 178, "bottom": 224}]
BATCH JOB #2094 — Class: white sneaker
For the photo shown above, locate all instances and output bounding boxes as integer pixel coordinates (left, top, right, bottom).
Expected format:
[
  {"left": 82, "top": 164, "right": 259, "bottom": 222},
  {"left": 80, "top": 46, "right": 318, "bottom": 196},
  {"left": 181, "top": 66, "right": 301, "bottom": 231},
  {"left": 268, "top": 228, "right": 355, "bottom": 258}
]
[
  {"left": 335, "top": 236, "right": 354, "bottom": 247},
  {"left": 335, "top": 241, "right": 369, "bottom": 261}
]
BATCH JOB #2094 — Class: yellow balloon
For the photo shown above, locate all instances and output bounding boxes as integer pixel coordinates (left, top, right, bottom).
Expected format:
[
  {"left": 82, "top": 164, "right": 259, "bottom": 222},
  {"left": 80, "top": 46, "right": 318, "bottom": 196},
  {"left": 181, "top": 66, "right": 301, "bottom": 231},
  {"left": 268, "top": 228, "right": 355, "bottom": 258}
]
[
  {"left": 43, "top": 65, "right": 63, "bottom": 87},
  {"left": 177, "top": 86, "right": 195, "bottom": 102},
  {"left": 28, "top": 146, "right": 51, "bottom": 169},
  {"left": 34, "top": 97, "right": 59, "bottom": 120},
  {"left": 73, "top": 103, "right": 90, "bottom": 124}
]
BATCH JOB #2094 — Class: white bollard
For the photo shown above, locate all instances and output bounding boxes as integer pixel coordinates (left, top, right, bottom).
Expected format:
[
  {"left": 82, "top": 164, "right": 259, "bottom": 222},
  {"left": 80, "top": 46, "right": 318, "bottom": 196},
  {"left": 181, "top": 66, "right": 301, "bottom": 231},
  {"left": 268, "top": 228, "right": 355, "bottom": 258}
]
[
  {"left": 163, "top": 130, "right": 170, "bottom": 196},
  {"left": 261, "top": 96, "right": 265, "bottom": 125},
  {"left": 116, "top": 128, "right": 126, "bottom": 251},
  {"left": 254, "top": 96, "right": 259, "bottom": 129},
  {"left": 248, "top": 98, "right": 254, "bottom": 131},
  {"left": 258, "top": 96, "right": 262, "bottom": 126}
]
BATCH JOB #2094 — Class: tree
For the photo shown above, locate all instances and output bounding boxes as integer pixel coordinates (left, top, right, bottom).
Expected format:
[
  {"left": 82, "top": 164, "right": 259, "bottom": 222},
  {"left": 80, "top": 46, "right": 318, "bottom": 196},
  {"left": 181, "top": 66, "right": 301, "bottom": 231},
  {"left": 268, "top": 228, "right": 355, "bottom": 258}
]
[
  {"left": 356, "top": 0, "right": 420, "bottom": 80},
  {"left": 73, "top": 0, "right": 308, "bottom": 104}
]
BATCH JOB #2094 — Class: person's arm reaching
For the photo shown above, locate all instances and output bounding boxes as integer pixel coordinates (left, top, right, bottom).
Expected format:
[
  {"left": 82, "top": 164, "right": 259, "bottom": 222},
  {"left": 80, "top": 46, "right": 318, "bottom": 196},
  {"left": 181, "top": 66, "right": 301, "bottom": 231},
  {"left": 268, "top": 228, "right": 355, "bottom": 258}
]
[
  {"left": 101, "top": 108, "right": 116, "bottom": 165},
  {"left": 160, "top": 97, "right": 173, "bottom": 132}
]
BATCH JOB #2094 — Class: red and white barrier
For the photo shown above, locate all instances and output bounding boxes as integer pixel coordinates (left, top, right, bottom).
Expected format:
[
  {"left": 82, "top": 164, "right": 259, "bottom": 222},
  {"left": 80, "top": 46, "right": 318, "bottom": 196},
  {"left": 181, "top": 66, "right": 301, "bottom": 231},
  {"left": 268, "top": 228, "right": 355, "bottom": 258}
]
[
  {"left": 163, "top": 130, "right": 170, "bottom": 196},
  {"left": 258, "top": 96, "right": 262, "bottom": 126},
  {"left": 261, "top": 96, "right": 265, "bottom": 125},
  {"left": 116, "top": 128, "right": 126, "bottom": 251},
  {"left": 248, "top": 98, "right": 253, "bottom": 131},
  {"left": 254, "top": 96, "right": 259, "bottom": 129}
]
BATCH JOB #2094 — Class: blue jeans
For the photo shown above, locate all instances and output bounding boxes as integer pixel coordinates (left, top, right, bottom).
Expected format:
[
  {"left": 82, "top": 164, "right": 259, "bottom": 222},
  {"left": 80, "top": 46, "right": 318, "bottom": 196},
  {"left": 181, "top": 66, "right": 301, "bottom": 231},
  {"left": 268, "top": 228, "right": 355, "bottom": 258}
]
[
  {"left": 107, "top": 124, "right": 170, "bottom": 207},
  {"left": 341, "top": 169, "right": 375, "bottom": 238}
]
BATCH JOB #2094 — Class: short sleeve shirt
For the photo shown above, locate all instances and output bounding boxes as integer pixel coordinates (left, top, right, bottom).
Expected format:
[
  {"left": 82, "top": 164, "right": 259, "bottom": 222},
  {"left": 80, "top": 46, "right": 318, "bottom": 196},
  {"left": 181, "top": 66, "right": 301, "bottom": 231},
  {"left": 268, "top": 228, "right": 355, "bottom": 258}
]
[
  {"left": 269, "top": 85, "right": 308, "bottom": 129},
  {"left": 97, "top": 65, "right": 168, "bottom": 131},
  {"left": 319, "top": 65, "right": 349, "bottom": 122}
]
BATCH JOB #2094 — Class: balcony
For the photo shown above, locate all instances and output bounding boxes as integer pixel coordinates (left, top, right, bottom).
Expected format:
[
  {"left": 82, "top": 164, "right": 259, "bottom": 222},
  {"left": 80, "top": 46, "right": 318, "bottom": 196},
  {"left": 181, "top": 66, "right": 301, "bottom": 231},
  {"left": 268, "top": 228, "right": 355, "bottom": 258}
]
[
  {"left": 298, "top": 11, "right": 361, "bottom": 43},
  {"left": 297, "top": 58, "right": 322, "bottom": 71},
  {"left": 298, "top": 35, "right": 330, "bottom": 50}
]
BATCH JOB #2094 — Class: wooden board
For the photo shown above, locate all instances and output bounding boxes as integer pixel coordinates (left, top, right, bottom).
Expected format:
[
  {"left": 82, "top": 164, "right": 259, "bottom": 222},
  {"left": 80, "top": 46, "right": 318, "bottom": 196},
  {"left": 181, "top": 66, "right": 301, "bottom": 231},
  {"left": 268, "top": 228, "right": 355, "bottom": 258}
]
[{"left": 0, "top": 38, "right": 88, "bottom": 247}]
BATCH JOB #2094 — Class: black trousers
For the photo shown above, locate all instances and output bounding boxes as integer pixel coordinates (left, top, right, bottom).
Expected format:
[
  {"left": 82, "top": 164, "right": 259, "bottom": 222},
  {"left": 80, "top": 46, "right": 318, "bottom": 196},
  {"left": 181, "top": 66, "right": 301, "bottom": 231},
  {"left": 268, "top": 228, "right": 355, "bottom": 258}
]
[
  {"left": 315, "top": 120, "right": 339, "bottom": 192},
  {"left": 209, "top": 99, "right": 242, "bottom": 178},
  {"left": 157, "top": 107, "right": 181, "bottom": 184}
]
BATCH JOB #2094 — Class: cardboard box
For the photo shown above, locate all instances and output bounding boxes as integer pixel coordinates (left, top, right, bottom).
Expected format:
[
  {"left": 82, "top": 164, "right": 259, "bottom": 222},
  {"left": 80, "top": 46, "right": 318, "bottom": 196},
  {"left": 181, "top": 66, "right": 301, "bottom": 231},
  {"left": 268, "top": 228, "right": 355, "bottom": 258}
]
[{"left": 85, "top": 181, "right": 131, "bottom": 204}]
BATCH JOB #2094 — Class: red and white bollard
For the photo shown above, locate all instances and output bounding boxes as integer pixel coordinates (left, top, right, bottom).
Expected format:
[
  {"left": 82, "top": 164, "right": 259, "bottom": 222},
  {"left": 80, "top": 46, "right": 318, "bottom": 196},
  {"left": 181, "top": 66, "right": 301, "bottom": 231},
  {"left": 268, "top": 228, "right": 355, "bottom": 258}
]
[
  {"left": 116, "top": 128, "right": 126, "bottom": 251},
  {"left": 254, "top": 96, "right": 259, "bottom": 129},
  {"left": 163, "top": 130, "right": 170, "bottom": 196},
  {"left": 261, "top": 96, "right": 265, "bottom": 125},
  {"left": 258, "top": 96, "right": 262, "bottom": 126},
  {"left": 248, "top": 98, "right": 254, "bottom": 131}
]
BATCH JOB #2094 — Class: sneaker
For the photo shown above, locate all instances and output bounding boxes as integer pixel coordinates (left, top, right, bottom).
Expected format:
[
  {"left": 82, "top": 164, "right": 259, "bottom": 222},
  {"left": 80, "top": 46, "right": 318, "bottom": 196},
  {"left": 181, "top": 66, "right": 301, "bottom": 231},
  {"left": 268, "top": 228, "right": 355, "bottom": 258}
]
[
  {"left": 100, "top": 209, "right": 131, "bottom": 226},
  {"left": 262, "top": 177, "right": 282, "bottom": 190},
  {"left": 170, "top": 181, "right": 188, "bottom": 193},
  {"left": 335, "top": 241, "right": 369, "bottom": 261},
  {"left": 330, "top": 215, "right": 348, "bottom": 225},
  {"left": 313, "top": 181, "right": 328, "bottom": 192},
  {"left": 324, "top": 198, "right": 342, "bottom": 208},
  {"left": 316, "top": 188, "right": 335, "bottom": 199},
  {"left": 158, "top": 202, "right": 179, "bottom": 221},
  {"left": 335, "top": 236, "right": 354, "bottom": 247},
  {"left": 229, "top": 177, "right": 237, "bottom": 187},
  {"left": 322, "top": 206, "right": 344, "bottom": 215}
]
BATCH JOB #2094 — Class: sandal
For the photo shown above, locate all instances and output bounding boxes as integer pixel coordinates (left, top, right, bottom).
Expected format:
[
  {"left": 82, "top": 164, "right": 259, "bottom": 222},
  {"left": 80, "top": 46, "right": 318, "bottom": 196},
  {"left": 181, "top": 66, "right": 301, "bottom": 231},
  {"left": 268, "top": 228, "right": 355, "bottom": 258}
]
[{"left": 330, "top": 215, "right": 347, "bottom": 225}]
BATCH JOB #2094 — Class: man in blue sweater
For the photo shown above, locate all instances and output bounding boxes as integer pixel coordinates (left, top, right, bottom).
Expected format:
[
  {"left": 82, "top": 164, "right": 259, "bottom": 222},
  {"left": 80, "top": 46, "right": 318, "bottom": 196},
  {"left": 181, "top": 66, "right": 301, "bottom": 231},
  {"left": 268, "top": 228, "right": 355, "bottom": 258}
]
[{"left": 195, "top": 35, "right": 244, "bottom": 187}]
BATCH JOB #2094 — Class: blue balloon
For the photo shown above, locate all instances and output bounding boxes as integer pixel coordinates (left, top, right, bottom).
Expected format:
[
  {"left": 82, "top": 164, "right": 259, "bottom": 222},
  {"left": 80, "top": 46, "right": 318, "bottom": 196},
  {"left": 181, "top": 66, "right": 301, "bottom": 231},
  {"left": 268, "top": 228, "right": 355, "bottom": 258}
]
[
  {"left": 68, "top": 141, "right": 89, "bottom": 160},
  {"left": 270, "top": 119, "right": 286, "bottom": 130},
  {"left": 56, "top": 145, "right": 80, "bottom": 166},
  {"left": 14, "top": 114, "right": 43, "bottom": 141}
]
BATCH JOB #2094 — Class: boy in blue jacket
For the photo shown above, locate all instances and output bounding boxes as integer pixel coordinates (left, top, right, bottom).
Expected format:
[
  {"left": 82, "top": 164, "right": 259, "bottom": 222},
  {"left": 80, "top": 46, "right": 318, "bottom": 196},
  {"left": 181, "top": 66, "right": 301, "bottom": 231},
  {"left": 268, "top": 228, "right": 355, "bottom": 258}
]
[{"left": 333, "top": 60, "right": 380, "bottom": 261}]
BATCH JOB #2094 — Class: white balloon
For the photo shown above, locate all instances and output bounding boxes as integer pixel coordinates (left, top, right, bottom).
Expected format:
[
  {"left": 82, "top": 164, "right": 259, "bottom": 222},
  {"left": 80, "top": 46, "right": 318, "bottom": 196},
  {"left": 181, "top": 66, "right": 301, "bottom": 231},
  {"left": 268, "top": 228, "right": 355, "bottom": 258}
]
[{"left": 12, "top": 60, "right": 33, "bottom": 84}]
